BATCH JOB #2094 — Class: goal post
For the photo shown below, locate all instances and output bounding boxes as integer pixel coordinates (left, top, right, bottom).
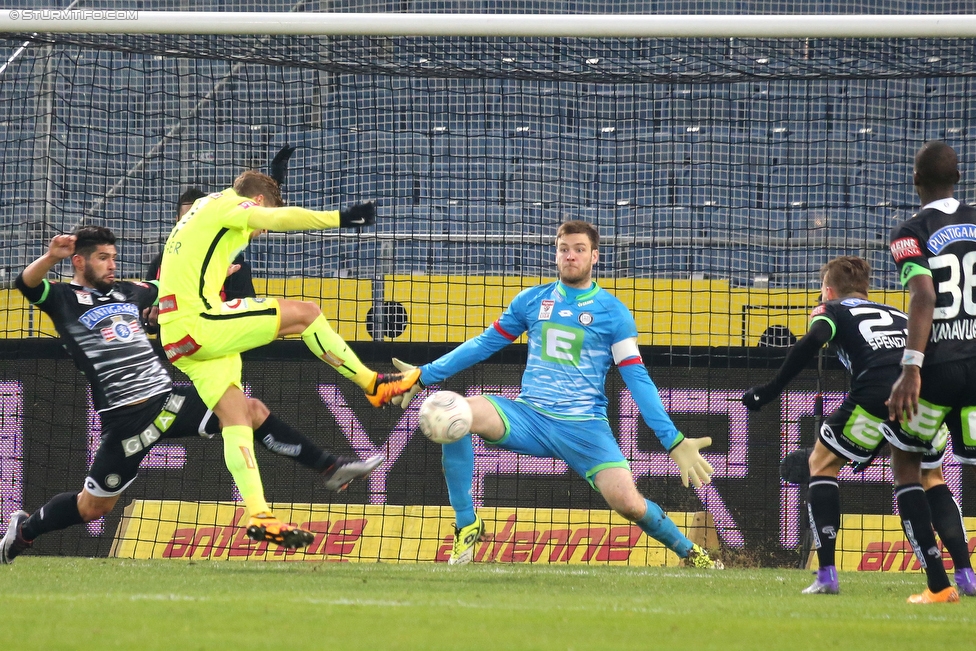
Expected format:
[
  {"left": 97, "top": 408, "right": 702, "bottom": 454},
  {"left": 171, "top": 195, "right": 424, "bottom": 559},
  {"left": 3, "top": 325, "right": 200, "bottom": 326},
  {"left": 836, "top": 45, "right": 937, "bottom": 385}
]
[{"left": 2, "top": 11, "right": 976, "bottom": 37}]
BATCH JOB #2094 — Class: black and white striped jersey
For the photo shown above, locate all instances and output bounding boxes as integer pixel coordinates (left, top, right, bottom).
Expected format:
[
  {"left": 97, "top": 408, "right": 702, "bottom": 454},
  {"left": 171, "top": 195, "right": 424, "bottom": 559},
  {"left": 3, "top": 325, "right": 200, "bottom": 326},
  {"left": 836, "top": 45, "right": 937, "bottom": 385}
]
[
  {"left": 810, "top": 298, "right": 907, "bottom": 379},
  {"left": 17, "top": 277, "right": 172, "bottom": 412},
  {"left": 890, "top": 199, "right": 976, "bottom": 365}
]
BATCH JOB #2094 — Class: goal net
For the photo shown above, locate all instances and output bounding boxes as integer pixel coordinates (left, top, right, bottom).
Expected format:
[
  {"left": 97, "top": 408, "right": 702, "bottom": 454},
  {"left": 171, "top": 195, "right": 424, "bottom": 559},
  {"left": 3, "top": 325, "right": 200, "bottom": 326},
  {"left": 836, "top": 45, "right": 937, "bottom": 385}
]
[{"left": 0, "top": 2, "right": 973, "bottom": 569}]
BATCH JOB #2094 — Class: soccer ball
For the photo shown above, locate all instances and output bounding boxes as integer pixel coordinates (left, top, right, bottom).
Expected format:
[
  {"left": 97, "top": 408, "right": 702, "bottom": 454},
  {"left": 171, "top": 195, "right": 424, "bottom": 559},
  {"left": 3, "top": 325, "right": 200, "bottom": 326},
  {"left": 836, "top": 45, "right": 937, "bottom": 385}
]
[{"left": 418, "top": 391, "right": 473, "bottom": 444}]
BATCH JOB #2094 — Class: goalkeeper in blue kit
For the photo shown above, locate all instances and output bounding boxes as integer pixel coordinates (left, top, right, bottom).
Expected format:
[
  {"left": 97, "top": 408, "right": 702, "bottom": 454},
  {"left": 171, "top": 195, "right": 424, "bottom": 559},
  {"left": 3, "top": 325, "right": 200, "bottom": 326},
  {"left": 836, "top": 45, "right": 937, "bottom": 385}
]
[{"left": 393, "top": 220, "right": 722, "bottom": 567}]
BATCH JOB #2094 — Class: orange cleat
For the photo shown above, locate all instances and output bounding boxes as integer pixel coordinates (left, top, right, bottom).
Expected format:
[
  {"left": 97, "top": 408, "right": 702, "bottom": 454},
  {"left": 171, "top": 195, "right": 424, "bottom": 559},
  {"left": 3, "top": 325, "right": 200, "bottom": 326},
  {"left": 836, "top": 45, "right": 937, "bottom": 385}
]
[
  {"left": 907, "top": 586, "right": 960, "bottom": 604},
  {"left": 245, "top": 512, "right": 314, "bottom": 550},
  {"left": 365, "top": 368, "right": 422, "bottom": 407}
]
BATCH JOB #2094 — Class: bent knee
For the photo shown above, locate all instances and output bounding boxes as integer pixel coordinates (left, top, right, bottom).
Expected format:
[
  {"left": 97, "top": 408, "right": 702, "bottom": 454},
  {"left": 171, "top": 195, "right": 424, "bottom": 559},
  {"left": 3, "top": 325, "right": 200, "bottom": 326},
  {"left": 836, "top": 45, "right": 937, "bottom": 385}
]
[
  {"left": 298, "top": 300, "right": 322, "bottom": 324},
  {"left": 246, "top": 398, "right": 270, "bottom": 425},
  {"left": 605, "top": 495, "right": 646, "bottom": 522},
  {"left": 77, "top": 500, "right": 114, "bottom": 522},
  {"left": 614, "top": 503, "right": 646, "bottom": 522},
  {"left": 467, "top": 396, "right": 505, "bottom": 441}
]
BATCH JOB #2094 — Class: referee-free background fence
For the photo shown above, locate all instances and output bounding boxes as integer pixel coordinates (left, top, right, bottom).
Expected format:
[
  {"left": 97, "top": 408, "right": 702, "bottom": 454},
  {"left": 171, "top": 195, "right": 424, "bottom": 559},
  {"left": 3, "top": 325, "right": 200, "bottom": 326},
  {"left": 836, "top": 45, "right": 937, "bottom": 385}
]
[{"left": 1, "top": 1, "right": 976, "bottom": 567}]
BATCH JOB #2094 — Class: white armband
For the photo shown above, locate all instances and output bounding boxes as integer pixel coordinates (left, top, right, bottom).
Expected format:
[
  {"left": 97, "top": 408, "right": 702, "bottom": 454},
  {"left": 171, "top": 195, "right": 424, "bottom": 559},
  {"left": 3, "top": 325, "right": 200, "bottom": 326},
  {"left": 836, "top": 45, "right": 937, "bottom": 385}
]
[
  {"left": 612, "top": 337, "right": 641, "bottom": 365},
  {"left": 901, "top": 349, "right": 924, "bottom": 368}
]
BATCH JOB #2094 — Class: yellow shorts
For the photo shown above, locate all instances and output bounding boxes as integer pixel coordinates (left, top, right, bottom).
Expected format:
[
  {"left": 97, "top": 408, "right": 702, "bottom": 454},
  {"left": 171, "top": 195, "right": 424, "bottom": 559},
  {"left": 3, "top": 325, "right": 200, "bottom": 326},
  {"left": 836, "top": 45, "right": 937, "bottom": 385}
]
[{"left": 160, "top": 297, "right": 281, "bottom": 408}]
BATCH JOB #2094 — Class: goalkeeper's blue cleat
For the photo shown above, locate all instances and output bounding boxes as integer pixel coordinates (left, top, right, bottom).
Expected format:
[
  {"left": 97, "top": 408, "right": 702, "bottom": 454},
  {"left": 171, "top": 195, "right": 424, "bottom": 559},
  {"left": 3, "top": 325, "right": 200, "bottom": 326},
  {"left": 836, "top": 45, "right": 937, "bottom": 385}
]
[
  {"left": 320, "top": 454, "right": 385, "bottom": 492},
  {"left": 0, "top": 510, "right": 32, "bottom": 565},
  {"left": 801, "top": 565, "right": 840, "bottom": 594},
  {"left": 955, "top": 568, "right": 976, "bottom": 597},
  {"left": 683, "top": 543, "right": 724, "bottom": 569},
  {"left": 448, "top": 515, "right": 485, "bottom": 565}
]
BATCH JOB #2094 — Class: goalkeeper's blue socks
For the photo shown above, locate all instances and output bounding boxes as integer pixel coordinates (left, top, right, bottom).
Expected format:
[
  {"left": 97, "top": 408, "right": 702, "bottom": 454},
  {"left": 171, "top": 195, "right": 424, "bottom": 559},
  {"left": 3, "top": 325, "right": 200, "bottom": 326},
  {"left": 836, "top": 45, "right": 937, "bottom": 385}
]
[
  {"left": 637, "top": 498, "right": 693, "bottom": 557},
  {"left": 442, "top": 435, "right": 477, "bottom": 529}
]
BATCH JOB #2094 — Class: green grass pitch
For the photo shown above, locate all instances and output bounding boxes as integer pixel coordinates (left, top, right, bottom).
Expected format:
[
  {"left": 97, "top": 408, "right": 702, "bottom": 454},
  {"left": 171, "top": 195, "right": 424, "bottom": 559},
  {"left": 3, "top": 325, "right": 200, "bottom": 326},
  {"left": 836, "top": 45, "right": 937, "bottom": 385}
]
[{"left": 1, "top": 558, "right": 973, "bottom": 650}]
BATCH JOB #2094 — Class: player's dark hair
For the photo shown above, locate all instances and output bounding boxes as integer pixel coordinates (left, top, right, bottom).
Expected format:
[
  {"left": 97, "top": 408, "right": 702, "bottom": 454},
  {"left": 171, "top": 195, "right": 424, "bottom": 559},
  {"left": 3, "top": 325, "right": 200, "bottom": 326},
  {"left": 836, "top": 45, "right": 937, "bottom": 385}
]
[
  {"left": 556, "top": 220, "right": 599, "bottom": 249},
  {"left": 178, "top": 187, "right": 207, "bottom": 208},
  {"left": 233, "top": 170, "right": 283, "bottom": 207},
  {"left": 820, "top": 256, "right": 870, "bottom": 297},
  {"left": 72, "top": 225, "right": 116, "bottom": 259},
  {"left": 915, "top": 140, "right": 960, "bottom": 189}
]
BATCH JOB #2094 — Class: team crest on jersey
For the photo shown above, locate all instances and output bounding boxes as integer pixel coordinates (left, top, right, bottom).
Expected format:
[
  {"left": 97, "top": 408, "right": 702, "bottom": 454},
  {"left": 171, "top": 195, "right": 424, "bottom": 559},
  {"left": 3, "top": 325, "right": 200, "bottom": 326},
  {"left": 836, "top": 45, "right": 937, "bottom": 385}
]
[
  {"left": 578, "top": 312, "right": 594, "bottom": 326},
  {"left": 74, "top": 291, "right": 93, "bottom": 305},
  {"left": 538, "top": 299, "right": 555, "bottom": 320},
  {"left": 558, "top": 309, "right": 573, "bottom": 317},
  {"left": 890, "top": 237, "right": 922, "bottom": 262},
  {"left": 100, "top": 315, "right": 141, "bottom": 343}
]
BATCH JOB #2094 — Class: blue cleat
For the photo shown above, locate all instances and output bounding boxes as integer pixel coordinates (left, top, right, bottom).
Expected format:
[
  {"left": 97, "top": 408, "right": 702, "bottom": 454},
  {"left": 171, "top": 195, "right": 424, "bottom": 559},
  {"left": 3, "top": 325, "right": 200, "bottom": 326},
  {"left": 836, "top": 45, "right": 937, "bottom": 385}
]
[
  {"left": 955, "top": 568, "right": 976, "bottom": 597},
  {"left": 802, "top": 565, "right": 840, "bottom": 595}
]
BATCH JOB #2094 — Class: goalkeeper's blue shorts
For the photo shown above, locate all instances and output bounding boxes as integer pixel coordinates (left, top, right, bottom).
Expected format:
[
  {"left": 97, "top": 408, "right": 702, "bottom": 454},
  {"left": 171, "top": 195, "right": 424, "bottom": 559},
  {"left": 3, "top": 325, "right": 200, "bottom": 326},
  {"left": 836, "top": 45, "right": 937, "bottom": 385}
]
[{"left": 482, "top": 395, "right": 629, "bottom": 490}]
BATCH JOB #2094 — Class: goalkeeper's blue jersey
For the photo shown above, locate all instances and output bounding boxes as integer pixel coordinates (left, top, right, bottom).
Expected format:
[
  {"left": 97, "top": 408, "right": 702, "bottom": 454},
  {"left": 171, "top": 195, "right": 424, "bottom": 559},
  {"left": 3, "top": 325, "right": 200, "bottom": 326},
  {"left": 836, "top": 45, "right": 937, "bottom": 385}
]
[{"left": 426, "top": 281, "right": 635, "bottom": 420}]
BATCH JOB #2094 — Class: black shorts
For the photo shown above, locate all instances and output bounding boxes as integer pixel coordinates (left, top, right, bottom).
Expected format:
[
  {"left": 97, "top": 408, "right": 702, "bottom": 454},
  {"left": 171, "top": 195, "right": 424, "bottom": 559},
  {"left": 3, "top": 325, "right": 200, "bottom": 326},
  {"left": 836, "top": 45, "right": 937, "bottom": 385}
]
[
  {"left": 906, "top": 357, "right": 976, "bottom": 465},
  {"left": 84, "top": 386, "right": 220, "bottom": 497},
  {"left": 819, "top": 375, "right": 947, "bottom": 467}
]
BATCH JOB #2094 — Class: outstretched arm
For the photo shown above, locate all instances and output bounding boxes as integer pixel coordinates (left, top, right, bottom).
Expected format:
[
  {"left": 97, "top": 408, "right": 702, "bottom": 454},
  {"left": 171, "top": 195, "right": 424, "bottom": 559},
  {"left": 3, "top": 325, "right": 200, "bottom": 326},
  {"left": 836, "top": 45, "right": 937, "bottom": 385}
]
[
  {"left": 742, "top": 318, "right": 833, "bottom": 410},
  {"left": 421, "top": 324, "right": 515, "bottom": 386},
  {"left": 617, "top": 351, "right": 682, "bottom": 451},
  {"left": 394, "top": 293, "right": 531, "bottom": 409},
  {"left": 392, "top": 321, "right": 524, "bottom": 409},
  {"left": 616, "top": 340, "right": 713, "bottom": 488},
  {"left": 244, "top": 202, "right": 376, "bottom": 232}
]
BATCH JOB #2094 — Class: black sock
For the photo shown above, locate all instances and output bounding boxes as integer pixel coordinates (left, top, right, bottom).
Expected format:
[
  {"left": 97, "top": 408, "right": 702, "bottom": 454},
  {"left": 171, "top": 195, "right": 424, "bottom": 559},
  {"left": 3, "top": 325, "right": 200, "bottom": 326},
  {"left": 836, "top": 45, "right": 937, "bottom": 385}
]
[
  {"left": 254, "top": 414, "right": 336, "bottom": 472},
  {"left": 807, "top": 476, "right": 841, "bottom": 569},
  {"left": 926, "top": 483, "right": 972, "bottom": 571},
  {"left": 20, "top": 492, "right": 84, "bottom": 541},
  {"left": 896, "top": 483, "right": 951, "bottom": 592}
]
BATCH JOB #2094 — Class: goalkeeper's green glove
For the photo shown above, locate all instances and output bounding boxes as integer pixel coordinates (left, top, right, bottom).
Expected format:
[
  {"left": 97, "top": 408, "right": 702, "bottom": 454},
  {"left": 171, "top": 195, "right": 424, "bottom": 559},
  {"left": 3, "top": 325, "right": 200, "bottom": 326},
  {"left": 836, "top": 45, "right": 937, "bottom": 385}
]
[
  {"left": 667, "top": 436, "right": 714, "bottom": 489},
  {"left": 390, "top": 357, "right": 425, "bottom": 409},
  {"left": 339, "top": 201, "right": 376, "bottom": 228}
]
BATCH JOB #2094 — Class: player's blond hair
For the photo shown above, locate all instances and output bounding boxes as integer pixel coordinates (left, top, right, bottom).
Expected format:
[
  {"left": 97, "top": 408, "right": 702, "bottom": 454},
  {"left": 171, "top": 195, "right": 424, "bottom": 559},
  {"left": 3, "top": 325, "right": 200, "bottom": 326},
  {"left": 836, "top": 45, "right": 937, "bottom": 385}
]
[
  {"left": 820, "top": 256, "right": 870, "bottom": 297},
  {"left": 233, "top": 170, "right": 283, "bottom": 207}
]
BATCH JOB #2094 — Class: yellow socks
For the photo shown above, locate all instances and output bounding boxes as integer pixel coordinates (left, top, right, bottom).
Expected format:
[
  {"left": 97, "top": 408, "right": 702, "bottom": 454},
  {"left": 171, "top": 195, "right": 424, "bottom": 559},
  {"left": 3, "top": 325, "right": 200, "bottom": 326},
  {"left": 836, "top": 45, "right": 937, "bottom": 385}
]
[
  {"left": 301, "top": 314, "right": 377, "bottom": 389},
  {"left": 221, "top": 425, "right": 270, "bottom": 516}
]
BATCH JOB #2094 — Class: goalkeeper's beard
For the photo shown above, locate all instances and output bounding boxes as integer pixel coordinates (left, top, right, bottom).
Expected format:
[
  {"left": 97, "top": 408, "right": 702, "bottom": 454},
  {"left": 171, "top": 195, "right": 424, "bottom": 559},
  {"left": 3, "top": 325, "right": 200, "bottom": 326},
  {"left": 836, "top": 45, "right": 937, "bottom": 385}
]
[{"left": 558, "top": 263, "right": 591, "bottom": 286}]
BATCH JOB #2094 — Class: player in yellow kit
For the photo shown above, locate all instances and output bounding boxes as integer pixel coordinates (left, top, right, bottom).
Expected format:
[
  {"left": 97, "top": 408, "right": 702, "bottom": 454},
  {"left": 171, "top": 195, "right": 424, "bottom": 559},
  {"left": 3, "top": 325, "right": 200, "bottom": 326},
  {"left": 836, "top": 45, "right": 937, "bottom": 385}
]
[{"left": 158, "top": 170, "right": 420, "bottom": 548}]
